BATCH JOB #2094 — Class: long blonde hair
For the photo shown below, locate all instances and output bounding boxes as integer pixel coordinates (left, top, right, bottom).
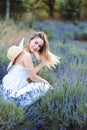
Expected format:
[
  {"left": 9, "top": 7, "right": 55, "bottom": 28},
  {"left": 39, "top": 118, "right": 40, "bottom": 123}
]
[{"left": 30, "top": 31, "right": 60, "bottom": 68}]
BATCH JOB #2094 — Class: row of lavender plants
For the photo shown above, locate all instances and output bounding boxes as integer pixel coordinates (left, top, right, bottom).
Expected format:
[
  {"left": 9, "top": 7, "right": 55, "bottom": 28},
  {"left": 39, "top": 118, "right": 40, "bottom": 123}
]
[
  {"left": 0, "top": 21, "right": 87, "bottom": 130},
  {"left": 21, "top": 21, "right": 87, "bottom": 130}
]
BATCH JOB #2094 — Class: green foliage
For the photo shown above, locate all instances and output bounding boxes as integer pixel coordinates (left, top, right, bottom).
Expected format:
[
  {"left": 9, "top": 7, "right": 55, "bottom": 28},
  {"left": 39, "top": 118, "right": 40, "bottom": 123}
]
[
  {"left": 22, "top": 0, "right": 50, "bottom": 21},
  {"left": 35, "top": 80, "right": 87, "bottom": 130},
  {"left": 59, "top": 0, "right": 82, "bottom": 21},
  {"left": 81, "top": 0, "right": 87, "bottom": 19},
  {"left": 0, "top": 0, "right": 26, "bottom": 20},
  {"left": 0, "top": 98, "right": 25, "bottom": 130},
  {"left": 21, "top": 0, "right": 62, "bottom": 20},
  {"left": 1, "top": 0, "right": 87, "bottom": 21},
  {"left": 57, "top": 42, "right": 70, "bottom": 50},
  {"left": 35, "top": 10, "right": 49, "bottom": 21},
  {"left": 0, "top": 48, "right": 8, "bottom": 66}
]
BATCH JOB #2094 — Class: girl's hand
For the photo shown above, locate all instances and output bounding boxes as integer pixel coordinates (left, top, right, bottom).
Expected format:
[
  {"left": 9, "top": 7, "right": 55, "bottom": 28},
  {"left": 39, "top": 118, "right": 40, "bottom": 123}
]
[{"left": 43, "top": 79, "right": 49, "bottom": 85}]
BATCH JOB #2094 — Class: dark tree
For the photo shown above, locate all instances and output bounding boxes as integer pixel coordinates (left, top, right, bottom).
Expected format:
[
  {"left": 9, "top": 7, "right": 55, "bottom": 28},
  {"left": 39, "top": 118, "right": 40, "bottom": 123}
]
[
  {"left": 0, "top": 0, "right": 26, "bottom": 20},
  {"left": 43, "top": 0, "right": 55, "bottom": 17}
]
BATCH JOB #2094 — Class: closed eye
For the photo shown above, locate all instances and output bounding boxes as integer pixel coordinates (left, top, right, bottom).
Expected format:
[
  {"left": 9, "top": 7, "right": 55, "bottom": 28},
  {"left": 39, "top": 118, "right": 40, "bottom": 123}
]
[
  {"left": 39, "top": 45, "right": 42, "bottom": 48},
  {"left": 35, "top": 41, "right": 38, "bottom": 44},
  {"left": 35, "top": 41, "right": 42, "bottom": 49}
]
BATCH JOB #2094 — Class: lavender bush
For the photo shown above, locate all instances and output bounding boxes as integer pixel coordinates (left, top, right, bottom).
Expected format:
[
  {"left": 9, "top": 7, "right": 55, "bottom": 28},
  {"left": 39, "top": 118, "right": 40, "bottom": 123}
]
[
  {"left": 28, "top": 21, "right": 87, "bottom": 130},
  {"left": 0, "top": 20, "right": 87, "bottom": 130},
  {"left": 0, "top": 98, "right": 25, "bottom": 130}
]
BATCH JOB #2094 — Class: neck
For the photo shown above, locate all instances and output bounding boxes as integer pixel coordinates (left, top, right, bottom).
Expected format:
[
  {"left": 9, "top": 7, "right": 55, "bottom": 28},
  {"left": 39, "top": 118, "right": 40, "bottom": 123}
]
[{"left": 24, "top": 45, "right": 32, "bottom": 54}]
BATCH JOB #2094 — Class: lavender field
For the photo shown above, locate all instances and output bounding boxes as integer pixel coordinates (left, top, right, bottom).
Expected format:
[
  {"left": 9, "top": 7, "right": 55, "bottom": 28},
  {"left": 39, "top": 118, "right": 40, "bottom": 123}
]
[{"left": 0, "top": 21, "right": 87, "bottom": 130}]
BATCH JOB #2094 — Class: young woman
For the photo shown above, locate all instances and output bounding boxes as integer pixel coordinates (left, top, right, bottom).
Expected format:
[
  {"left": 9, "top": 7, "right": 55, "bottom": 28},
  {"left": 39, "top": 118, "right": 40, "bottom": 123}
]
[{"left": 1, "top": 31, "right": 60, "bottom": 107}]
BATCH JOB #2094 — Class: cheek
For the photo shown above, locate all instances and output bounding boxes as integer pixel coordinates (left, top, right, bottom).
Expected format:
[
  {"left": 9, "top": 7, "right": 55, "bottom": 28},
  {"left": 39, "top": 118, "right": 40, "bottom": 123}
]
[{"left": 29, "top": 41, "right": 33, "bottom": 47}]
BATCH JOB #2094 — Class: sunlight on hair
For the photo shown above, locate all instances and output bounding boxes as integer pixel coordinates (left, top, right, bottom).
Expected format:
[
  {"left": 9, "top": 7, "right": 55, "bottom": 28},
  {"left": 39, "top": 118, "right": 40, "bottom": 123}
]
[
  {"left": 42, "top": 51, "right": 61, "bottom": 68},
  {"left": 35, "top": 51, "right": 61, "bottom": 68}
]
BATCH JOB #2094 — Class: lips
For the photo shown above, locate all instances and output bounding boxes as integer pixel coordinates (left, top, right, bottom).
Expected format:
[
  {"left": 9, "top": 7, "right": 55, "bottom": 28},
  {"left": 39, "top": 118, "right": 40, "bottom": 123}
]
[
  {"left": 32, "top": 46, "right": 39, "bottom": 52},
  {"left": 30, "top": 47, "right": 37, "bottom": 53}
]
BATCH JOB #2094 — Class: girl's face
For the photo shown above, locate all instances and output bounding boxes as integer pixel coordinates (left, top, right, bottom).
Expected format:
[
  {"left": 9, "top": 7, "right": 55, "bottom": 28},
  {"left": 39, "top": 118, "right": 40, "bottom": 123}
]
[{"left": 29, "top": 37, "right": 44, "bottom": 53}]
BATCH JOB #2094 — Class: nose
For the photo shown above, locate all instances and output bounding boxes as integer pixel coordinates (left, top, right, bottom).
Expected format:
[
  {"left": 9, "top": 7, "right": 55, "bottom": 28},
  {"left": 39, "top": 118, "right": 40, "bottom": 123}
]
[{"left": 34, "top": 44, "right": 39, "bottom": 49}]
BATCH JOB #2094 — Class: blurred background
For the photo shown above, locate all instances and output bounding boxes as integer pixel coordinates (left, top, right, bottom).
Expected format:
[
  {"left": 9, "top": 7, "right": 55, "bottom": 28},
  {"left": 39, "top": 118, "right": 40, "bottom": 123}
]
[
  {"left": 0, "top": 0, "right": 87, "bottom": 130},
  {"left": 0, "top": 0, "right": 87, "bottom": 45},
  {"left": 1, "top": 0, "right": 87, "bottom": 21}
]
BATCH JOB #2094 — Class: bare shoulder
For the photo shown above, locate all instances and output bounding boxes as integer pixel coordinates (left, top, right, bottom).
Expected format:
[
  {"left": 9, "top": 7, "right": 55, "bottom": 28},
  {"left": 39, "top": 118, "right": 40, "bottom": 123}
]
[
  {"left": 22, "top": 50, "right": 31, "bottom": 59},
  {"left": 14, "top": 50, "right": 33, "bottom": 68},
  {"left": 21, "top": 50, "right": 33, "bottom": 68}
]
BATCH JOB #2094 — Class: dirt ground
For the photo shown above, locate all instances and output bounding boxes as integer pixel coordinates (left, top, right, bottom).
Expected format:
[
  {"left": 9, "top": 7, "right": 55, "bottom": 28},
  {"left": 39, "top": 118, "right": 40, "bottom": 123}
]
[{"left": 0, "top": 25, "right": 36, "bottom": 47}]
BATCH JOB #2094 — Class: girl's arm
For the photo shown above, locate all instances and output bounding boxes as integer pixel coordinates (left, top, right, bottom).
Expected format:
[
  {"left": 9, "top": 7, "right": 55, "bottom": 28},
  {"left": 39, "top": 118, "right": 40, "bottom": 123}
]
[
  {"left": 34, "top": 62, "right": 44, "bottom": 74},
  {"left": 23, "top": 52, "right": 49, "bottom": 84}
]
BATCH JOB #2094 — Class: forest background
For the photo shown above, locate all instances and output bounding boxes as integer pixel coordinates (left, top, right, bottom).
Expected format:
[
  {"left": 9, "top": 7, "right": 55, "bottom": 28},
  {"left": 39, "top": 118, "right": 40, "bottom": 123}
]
[
  {"left": 1, "top": 0, "right": 87, "bottom": 21},
  {"left": 0, "top": 0, "right": 87, "bottom": 130}
]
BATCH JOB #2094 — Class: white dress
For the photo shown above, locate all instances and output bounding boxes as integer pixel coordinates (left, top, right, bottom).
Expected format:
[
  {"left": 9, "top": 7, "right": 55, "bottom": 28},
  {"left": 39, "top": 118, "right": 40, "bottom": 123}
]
[{"left": 1, "top": 64, "right": 53, "bottom": 107}]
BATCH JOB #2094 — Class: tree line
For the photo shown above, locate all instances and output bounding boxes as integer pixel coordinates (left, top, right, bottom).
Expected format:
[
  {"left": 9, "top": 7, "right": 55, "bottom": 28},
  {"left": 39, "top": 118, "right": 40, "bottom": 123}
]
[{"left": 0, "top": 0, "right": 87, "bottom": 21}]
